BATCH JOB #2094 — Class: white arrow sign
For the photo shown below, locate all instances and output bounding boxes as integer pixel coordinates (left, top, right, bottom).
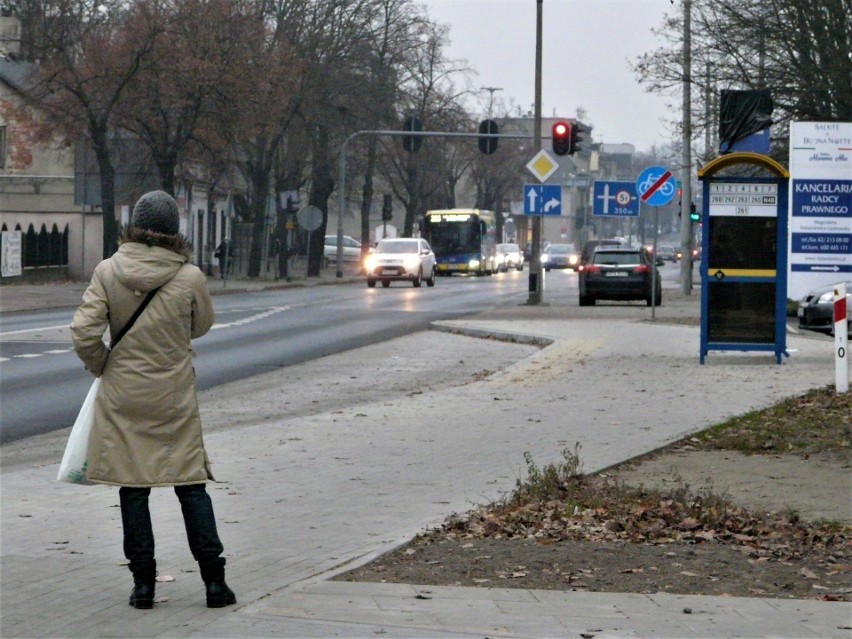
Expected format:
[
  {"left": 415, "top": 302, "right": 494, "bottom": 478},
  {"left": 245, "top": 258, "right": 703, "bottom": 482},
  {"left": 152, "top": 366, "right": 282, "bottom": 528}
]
[
  {"left": 543, "top": 198, "right": 560, "bottom": 213},
  {"left": 527, "top": 188, "right": 538, "bottom": 211}
]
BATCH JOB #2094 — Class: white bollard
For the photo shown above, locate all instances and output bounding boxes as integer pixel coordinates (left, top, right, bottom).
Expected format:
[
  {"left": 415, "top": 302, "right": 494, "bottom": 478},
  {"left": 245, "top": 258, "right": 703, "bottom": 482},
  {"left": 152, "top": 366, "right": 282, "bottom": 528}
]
[{"left": 835, "top": 283, "right": 848, "bottom": 393}]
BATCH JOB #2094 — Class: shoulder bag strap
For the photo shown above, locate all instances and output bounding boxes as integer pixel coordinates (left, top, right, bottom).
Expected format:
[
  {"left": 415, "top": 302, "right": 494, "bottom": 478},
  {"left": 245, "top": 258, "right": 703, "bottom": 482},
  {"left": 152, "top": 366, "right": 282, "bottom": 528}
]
[{"left": 110, "top": 286, "right": 162, "bottom": 350}]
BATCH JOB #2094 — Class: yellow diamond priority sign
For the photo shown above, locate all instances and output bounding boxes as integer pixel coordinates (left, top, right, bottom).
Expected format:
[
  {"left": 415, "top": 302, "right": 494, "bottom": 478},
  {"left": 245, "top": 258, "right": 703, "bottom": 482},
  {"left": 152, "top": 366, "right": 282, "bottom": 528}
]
[{"left": 526, "top": 150, "right": 558, "bottom": 183}]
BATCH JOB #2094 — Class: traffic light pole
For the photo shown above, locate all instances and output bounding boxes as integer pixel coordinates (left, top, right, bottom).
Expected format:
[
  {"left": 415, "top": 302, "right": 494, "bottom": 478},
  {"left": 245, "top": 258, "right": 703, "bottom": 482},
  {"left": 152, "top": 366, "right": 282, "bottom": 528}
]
[
  {"left": 528, "top": 0, "right": 544, "bottom": 305},
  {"left": 335, "top": 129, "right": 533, "bottom": 277}
]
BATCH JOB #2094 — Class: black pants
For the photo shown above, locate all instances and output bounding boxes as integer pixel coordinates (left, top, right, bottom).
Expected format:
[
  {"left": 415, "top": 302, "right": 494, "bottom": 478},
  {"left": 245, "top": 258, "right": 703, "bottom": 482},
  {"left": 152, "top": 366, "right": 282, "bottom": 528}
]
[{"left": 119, "top": 484, "right": 224, "bottom": 565}]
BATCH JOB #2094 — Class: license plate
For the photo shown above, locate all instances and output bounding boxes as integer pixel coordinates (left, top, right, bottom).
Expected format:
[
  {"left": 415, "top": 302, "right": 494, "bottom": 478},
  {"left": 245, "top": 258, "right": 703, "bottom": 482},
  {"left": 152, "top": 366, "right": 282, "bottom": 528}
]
[{"left": 605, "top": 271, "right": 628, "bottom": 277}]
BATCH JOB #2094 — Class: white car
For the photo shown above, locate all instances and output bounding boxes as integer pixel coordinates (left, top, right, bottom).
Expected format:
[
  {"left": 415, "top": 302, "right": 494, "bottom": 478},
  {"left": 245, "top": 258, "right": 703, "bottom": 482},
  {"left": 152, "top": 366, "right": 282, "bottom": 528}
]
[
  {"left": 495, "top": 243, "right": 524, "bottom": 272},
  {"left": 365, "top": 238, "right": 436, "bottom": 288},
  {"left": 324, "top": 234, "right": 363, "bottom": 263}
]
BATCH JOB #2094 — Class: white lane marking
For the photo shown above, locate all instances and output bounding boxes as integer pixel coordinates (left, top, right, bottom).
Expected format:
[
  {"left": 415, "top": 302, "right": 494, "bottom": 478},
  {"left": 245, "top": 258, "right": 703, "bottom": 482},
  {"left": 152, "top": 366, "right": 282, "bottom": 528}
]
[
  {"left": 211, "top": 306, "right": 290, "bottom": 330},
  {"left": 0, "top": 324, "right": 69, "bottom": 338},
  {"left": 2, "top": 307, "right": 290, "bottom": 361}
]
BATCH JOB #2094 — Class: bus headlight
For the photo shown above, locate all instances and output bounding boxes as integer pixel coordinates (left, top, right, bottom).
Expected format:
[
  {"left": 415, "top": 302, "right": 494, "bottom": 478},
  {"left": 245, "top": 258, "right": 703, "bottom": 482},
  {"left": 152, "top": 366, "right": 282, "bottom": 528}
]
[{"left": 468, "top": 258, "right": 481, "bottom": 269}]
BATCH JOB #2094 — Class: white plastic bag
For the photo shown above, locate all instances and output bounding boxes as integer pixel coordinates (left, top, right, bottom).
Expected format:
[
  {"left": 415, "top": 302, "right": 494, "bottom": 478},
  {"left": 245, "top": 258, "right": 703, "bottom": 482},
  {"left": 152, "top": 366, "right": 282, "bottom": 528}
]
[{"left": 57, "top": 378, "right": 100, "bottom": 485}]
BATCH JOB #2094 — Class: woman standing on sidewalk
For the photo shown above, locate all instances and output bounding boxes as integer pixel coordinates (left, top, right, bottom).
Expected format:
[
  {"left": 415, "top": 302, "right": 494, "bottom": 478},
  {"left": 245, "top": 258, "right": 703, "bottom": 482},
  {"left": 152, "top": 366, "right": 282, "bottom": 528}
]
[{"left": 70, "top": 190, "right": 236, "bottom": 610}]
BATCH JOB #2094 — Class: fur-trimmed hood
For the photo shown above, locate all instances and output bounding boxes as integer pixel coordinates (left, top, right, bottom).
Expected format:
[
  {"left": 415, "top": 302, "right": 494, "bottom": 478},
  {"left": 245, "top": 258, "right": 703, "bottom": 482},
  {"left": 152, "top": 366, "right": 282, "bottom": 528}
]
[
  {"left": 112, "top": 228, "right": 193, "bottom": 293},
  {"left": 120, "top": 226, "right": 193, "bottom": 258}
]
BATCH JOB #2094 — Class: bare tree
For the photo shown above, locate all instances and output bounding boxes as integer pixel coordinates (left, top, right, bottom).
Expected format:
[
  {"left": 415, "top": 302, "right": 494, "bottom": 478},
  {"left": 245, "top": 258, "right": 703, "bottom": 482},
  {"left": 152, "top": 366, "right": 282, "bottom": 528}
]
[
  {"left": 214, "top": 1, "right": 303, "bottom": 278},
  {"left": 22, "top": 0, "right": 159, "bottom": 257},
  {"left": 115, "top": 0, "right": 253, "bottom": 197},
  {"left": 379, "top": 19, "right": 473, "bottom": 236},
  {"left": 634, "top": 0, "right": 851, "bottom": 159}
]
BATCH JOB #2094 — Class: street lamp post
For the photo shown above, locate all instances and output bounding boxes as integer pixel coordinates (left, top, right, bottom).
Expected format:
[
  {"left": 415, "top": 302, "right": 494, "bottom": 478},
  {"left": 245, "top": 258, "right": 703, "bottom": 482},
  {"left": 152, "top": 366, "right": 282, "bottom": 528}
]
[
  {"left": 528, "top": 0, "right": 543, "bottom": 305},
  {"left": 481, "top": 86, "right": 503, "bottom": 119}
]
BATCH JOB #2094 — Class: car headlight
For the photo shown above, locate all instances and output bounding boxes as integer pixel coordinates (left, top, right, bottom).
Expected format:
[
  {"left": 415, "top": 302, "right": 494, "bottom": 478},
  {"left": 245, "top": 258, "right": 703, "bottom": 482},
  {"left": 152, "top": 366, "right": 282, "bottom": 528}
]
[
  {"left": 365, "top": 255, "right": 378, "bottom": 271},
  {"left": 404, "top": 255, "right": 420, "bottom": 270},
  {"left": 541, "top": 255, "right": 550, "bottom": 263},
  {"left": 817, "top": 291, "right": 835, "bottom": 304},
  {"left": 468, "top": 258, "right": 480, "bottom": 269}
]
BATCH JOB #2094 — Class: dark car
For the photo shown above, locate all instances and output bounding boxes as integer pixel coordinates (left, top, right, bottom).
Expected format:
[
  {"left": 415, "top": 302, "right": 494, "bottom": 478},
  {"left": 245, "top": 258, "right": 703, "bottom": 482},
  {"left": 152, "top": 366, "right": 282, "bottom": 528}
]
[
  {"left": 578, "top": 247, "right": 663, "bottom": 306},
  {"left": 798, "top": 281, "right": 851, "bottom": 336},
  {"left": 579, "top": 238, "right": 624, "bottom": 268},
  {"left": 656, "top": 245, "right": 678, "bottom": 262}
]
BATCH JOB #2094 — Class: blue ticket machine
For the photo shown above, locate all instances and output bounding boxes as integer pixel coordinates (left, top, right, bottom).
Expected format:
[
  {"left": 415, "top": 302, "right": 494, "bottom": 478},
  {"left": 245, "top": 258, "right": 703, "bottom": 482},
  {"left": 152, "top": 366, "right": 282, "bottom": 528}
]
[{"left": 697, "top": 152, "right": 790, "bottom": 364}]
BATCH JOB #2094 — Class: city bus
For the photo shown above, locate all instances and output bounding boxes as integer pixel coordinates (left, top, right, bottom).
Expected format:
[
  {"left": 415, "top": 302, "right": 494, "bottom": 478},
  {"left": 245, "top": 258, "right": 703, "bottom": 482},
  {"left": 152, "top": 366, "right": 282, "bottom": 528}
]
[{"left": 421, "top": 209, "right": 498, "bottom": 276}]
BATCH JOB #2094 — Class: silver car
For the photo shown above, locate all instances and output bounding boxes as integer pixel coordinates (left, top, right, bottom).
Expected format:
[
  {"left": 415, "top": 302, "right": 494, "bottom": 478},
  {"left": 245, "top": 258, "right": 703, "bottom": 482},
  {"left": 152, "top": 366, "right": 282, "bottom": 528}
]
[
  {"left": 365, "top": 238, "right": 437, "bottom": 288},
  {"left": 324, "top": 234, "right": 363, "bottom": 263}
]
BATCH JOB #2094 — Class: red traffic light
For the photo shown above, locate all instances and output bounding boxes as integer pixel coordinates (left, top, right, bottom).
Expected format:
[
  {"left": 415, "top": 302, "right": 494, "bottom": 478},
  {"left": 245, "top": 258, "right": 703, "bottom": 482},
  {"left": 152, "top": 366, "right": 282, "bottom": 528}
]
[{"left": 552, "top": 121, "right": 571, "bottom": 156}]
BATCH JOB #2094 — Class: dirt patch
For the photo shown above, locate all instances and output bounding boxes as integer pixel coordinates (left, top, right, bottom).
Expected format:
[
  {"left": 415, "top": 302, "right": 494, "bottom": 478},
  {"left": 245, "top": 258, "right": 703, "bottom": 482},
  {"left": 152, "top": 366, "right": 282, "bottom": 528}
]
[
  {"left": 607, "top": 449, "right": 851, "bottom": 525},
  {"left": 337, "top": 389, "right": 852, "bottom": 601}
]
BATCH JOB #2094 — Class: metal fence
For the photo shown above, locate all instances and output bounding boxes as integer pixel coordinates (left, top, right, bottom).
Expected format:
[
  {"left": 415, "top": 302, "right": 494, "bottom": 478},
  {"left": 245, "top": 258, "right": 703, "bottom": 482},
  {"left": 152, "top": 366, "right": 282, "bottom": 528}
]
[{"left": 1, "top": 222, "right": 69, "bottom": 269}]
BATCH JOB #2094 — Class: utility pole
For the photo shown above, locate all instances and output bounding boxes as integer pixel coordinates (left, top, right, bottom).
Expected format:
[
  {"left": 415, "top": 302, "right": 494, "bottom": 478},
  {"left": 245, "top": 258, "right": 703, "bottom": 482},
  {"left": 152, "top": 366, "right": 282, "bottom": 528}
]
[
  {"left": 528, "top": 0, "right": 543, "bottom": 305},
  {"left": 679, "top": 0, "right": 694, "bottom": 295},
  {"left": 481, "top": 86, "right": 503, "bottom": 119}
]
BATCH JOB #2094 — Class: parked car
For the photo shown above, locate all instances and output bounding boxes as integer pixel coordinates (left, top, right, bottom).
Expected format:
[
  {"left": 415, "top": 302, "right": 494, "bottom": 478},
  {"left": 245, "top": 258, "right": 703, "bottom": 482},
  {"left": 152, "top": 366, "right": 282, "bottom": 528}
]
[
  {"left": 798, "top": 281, "right": 852, "bottom": 336},
  {"left": 324, "top": 234, "right": 363, "bottom": 263},
  {"left": 364, "top": 238, "right": 436, "bottom": 288},
  {"left": 578, "top": 247, "right": 663, "bottom": 306},
  {"left": 541, "top": 243, "right": 578, "bottom": 271},
  {"left": 579, "top": 238, "right": 624, "bottom": 268},
  {"left": 495, "top": 243, "right": 524, "bottom": 272}
]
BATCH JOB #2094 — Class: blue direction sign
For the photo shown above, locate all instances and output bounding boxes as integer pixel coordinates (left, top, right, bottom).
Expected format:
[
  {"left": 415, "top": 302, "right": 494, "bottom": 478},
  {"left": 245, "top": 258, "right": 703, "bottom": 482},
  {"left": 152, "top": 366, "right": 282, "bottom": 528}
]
[
  {"left": 636, "top": 165, "right": 677, "bottom": 207},
  {"left": 523, "top": 184, "right": 562, "bottom": 216},
  {"left": 593, "top": 180, "right": 638, "bottom": 217}
]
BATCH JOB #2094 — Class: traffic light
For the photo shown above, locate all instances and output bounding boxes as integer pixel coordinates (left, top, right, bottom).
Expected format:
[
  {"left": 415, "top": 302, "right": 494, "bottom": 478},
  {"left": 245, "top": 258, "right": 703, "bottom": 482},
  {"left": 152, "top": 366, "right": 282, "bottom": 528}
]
[
  {"left": 402, "top": 115, "right": 423, "bottom": 153},
  {"left": 552, "top": 121, "right": 571, "bottom": 156},
  {"left": 478, "top": 119, "right": 499, "bottom": 154},
  {"left": 570, "top": 124, "right": 581, "bottom": 155},
  {"left": 689, "top": 203, "right": 700, "bottom": 222},
  {"left": 382, "top": 194, "right": 393, "bottom": 222}
]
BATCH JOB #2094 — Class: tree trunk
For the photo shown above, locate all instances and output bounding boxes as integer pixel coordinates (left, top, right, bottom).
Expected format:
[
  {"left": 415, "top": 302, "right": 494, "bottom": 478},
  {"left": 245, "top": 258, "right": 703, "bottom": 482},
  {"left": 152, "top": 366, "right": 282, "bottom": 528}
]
[
  {"left": 90, "top": 130, "right": 118, "bottom": 258},
  {"left": 247, "top": 162, "right": 271, "bottom": 278},
  {"left": 307, "top": 126, "right": 334, "bottom": 277}
]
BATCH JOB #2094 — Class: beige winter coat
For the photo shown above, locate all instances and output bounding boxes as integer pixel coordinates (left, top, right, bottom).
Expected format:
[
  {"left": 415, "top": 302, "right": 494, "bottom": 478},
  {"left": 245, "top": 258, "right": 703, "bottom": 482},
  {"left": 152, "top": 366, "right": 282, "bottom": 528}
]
[{"left": 70, "top": 229, "right": 216, "bottom": 487}]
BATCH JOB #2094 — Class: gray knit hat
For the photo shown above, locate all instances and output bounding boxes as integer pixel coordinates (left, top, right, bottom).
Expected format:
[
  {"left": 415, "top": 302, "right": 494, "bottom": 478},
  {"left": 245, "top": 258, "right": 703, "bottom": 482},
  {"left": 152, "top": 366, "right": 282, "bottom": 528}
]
[{"left": 131, "top": 190, "right": 180, "bottom": 236}]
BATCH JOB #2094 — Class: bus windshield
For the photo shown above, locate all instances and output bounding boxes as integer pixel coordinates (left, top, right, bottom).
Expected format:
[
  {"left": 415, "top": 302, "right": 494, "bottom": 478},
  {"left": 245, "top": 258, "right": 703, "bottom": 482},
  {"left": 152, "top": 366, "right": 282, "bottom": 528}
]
[{"left": 428, "top": 216, "right": 481, "bottom": 255}]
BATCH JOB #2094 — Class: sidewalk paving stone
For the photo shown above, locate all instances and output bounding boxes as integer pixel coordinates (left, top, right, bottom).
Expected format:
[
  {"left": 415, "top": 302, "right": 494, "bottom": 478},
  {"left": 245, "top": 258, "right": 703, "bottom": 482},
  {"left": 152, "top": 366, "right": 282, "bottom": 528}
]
[{"left": 2, "top": 277, "right": 850, "bottom": 639}]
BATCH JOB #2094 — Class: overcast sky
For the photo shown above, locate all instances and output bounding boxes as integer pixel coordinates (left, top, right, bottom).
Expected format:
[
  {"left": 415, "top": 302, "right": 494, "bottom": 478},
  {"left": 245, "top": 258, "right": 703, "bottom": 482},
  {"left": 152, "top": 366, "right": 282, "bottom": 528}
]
[{"left": 419, "top": 0, "right": 680, "bottom": 153}]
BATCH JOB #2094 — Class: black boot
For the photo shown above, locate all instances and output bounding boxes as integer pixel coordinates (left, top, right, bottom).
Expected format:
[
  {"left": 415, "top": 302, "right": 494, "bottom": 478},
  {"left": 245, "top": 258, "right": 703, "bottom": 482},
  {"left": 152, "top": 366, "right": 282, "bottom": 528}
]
[
  {"left": 198, "top": 557, "right": 236, "bottom": 608},
  {"left": 128, "top": 559, "right": 156, "bottom": 609}
]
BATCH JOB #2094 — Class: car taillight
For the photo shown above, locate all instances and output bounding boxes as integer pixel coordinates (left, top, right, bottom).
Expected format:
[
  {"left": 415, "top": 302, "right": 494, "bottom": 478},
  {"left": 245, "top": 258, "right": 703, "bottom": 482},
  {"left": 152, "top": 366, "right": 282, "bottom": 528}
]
[
  {"left": 634, "top": 265, "right": 650, "bottom": 273},
  {"left": 583, "top": 265, "right": 601, "bottom": 273}
]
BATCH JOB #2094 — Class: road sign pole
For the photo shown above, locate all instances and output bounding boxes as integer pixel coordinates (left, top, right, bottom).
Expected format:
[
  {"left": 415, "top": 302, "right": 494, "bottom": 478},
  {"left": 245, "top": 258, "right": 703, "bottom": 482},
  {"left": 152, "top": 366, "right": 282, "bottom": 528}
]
[
  {"left": 651, "top": 206, "right": 659, "bottom": 320},
  {"left": 836, "top": 283, "right": 848, "bottom": 393}
]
